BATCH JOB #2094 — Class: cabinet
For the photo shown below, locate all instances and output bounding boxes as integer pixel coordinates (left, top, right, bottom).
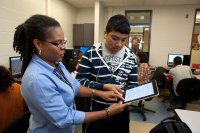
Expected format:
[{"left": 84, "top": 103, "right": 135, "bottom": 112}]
[{"left": 73, "top": 23, "right": 94, "bottom": 46}]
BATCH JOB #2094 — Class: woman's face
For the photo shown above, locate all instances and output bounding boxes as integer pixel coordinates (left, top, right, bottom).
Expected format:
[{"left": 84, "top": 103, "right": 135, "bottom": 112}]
[
  {"left": 39, "top": 26, "right": 66, "bottom": 66},
  {"left": 131, "top": 39, "right": 139, "bottom": 50},
  {"left": 104, "top": 31, "right": 129, "bottom": 54}
]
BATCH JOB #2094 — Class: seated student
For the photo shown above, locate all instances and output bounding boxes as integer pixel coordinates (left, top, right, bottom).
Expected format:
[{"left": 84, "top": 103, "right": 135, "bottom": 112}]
[
  {"left": 0, "top": 65, "right": 25, "bottom": 132},
  {"left": 168, "top": 56, "right": 193, "bottom": 109},
  {"left": 67, "top": 59, "right": 79, "bottom": 78},
  {"left": 137, "top": 52, "right": 151, "bottom": 84},
  {"left": 76, "top": 50, "right": 83, "bottom": 62},
  {"left": 136, "top": 52, "right": 152, "bottom": 105}
]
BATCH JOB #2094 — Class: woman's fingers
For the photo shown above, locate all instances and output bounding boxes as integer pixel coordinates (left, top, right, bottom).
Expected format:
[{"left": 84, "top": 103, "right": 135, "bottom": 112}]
[{"left": 109, "top": 93, "right": 124, "bottom": 101}]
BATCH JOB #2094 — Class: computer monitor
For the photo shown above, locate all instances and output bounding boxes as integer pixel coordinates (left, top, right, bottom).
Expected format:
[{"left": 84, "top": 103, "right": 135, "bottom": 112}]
[
  {"left": 64, "top": 49, "right": 78, "bottom": 59},
  {"left": 183, "top": 55, "right": 191, "bottom": 66},
  {"left": 9, "top": 56, "right": 22, "bottom": 78},
  {"left": 62, "top": 49, "right": 78, "bottom": 67},
  {"left": 167, "top": 54, "right": 184, "bottom": 67},
  {"left": 80, "top": 46, "right": 91, "bottom": 54}
]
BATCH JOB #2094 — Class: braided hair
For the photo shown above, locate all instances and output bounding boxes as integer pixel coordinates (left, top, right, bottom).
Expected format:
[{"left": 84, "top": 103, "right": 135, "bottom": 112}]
[
  {"left": 0, "top": 65, "right": 14, "bottom": 91},
  {"left": 13, "top": 14, "right": 60, "bottom": 74}
]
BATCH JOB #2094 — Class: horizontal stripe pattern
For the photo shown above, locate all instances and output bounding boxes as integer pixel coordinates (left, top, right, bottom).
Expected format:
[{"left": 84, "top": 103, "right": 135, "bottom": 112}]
[{"left": 76, "top": 43, "right": 138, "bottom": 90}]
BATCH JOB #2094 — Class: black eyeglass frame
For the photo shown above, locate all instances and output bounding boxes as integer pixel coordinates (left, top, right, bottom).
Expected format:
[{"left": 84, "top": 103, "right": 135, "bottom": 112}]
[{"left": 43, "top": 40, "right": 67, "bottom": 48}]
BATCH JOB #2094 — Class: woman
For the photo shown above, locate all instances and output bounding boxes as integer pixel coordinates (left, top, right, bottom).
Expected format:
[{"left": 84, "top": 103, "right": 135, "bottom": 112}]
[{"left": 13, "top": 14, "right": 129, "bottom": 133}]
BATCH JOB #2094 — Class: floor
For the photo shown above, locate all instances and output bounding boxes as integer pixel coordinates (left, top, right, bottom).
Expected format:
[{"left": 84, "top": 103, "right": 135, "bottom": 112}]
[
  {"left": 75, "top": 120, "right": 156, "bottom": 133},
  {"left": 74, "top": 95, "right": 172, "bottom": 133},
  {"left": 74, "top": 88, "right": 200, "bottom": 133}
]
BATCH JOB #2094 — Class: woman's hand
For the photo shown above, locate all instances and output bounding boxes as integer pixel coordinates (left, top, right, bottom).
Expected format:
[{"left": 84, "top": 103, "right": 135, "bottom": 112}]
[
  {"left": 107, "top": 101, "right": 131, "bottom": 116},
  {"left": 103, "top": 84, "right": 124, "bottom": 96},
  {"left": 83, "top": 101, "right": 131, "bottom": 123},
  {"left": 99, "top": 91, "right": 124, "bottom": 102}
]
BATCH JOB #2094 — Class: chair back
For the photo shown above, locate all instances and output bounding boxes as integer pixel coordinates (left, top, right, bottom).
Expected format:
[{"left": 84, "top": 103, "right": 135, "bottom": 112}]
[
  {"left": 176, "top": 78, "right": 200, "bottom": 103},
  {"left": 151, "top": 66, "right": 167, "bottom": 88}
]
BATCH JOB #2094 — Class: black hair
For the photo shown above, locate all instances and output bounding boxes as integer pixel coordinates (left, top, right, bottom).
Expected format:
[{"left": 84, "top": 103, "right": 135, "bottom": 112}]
[
  {"left": 67, "top": 59, "right": 79, "bottom": 73},
  {"left": 173, "top": 56, "right": 182, "bottom": 65},
  {"left": 106, "top": 14, "right": 130, "bottom": 34},
  {"left": 137, "top": 52, "right": 149, "bottom": 63},
  {"left": 13, "top": 14, "right": 60, "bottom": 74},
  {"left": 0, "top": 66, "right": 14, "bottom": 91}
]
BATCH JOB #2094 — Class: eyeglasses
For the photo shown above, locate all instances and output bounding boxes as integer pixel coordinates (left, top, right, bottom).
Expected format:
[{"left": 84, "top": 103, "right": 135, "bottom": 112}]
[{"left": 44, "top": 40, "right": 67, "bottom": 48}]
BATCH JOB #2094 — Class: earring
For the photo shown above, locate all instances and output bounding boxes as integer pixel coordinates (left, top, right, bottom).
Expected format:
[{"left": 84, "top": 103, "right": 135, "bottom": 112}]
[{"left": 39, "top": 49, "right": 41, "bottom": 55}]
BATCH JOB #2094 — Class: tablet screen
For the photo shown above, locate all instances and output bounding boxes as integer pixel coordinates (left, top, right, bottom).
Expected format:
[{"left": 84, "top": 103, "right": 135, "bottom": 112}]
[{"left": 124, "top": 80, "right": 158, "bottom": 103}]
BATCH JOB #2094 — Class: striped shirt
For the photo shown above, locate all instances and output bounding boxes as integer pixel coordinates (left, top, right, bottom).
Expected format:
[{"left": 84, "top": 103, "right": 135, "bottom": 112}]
[{"left": 76, "top": 43, "right": 138, "bottom": 92}]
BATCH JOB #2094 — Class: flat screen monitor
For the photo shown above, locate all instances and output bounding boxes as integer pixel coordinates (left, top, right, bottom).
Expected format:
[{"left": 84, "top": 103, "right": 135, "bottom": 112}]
[
  {"left": 183, "top": 55, "right": 191, "bottom": 66},
  {"left": 64, "top": 49, "right": 78, "bottom": 59},
  {"left": 80, "top": 46, "right": 91, "bottom": 54},
  {"left": 9, "top": 56, "right": 22, "bottom": 78},
  {"left": 167, "top": 54, "right": 184, "bottom": 67}
]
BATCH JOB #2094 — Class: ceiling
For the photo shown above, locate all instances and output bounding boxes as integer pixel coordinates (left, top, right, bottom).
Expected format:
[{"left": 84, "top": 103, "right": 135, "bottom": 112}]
[{"left": 64, "top": 0, "right": 200, "bottom": 9}]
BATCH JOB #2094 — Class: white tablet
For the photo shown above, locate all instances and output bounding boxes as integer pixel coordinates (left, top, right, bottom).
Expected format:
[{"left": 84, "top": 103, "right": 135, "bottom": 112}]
[{"left": 124, "top": 80, "right": 159, "bottom": 103}]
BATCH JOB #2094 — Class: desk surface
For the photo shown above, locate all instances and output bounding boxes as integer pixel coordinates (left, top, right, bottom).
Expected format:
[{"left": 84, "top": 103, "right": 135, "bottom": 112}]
[
  {"left": 175, "top": 109, "right": 200, "bottom": 133},
  {"left": 193, "top": 74, "right": 200, "bottom": 79},
  {"left": 14, "top": 77, "right": 22, "bottom": 84}
]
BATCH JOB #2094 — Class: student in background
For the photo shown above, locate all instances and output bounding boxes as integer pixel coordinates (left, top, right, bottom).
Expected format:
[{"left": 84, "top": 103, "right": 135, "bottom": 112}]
[
  {"left": 67, "top": 59, "right": 79, "bottom": 78},
  {"left": 137, "top": 52, "right": 151, "bottom": 84},
  {"left": 168, "top": 56, "right": 193, "bottom": 108},
  {"left": 169, "top": 56, "right": 193, "bottom": 95},
  {"left": 135, "top": 52, "right": 152, "bottom": 111},
  {"left": 76, "top": 14, "right": 138, "bottom": 133},
  {"left": 13, "top": 14, "right": 129, "bottom": 133},
  {"left": 76, "top": 50, "right": 83, "bottom": 62},
  {"left": 0, "top": 65, "right": 25, "bottom": 132},
  {"left": 131, "top": 36, "right": 140, "bottom": 55}
]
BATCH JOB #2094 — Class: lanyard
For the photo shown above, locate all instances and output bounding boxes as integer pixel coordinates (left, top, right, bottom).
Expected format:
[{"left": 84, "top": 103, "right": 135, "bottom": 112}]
[{"left": 53, "top": 65, "right": 73, "bottom": 91}]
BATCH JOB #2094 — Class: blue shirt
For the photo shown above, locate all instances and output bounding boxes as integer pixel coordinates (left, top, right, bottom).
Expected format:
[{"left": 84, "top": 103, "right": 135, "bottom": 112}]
[{"left": 21, "top": 54, "right": 85, "bottom": 133}]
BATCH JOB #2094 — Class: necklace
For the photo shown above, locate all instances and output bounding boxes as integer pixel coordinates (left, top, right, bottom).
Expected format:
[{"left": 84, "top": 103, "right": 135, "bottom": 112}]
[{"left": 53, "top": 64, "right": 73, "bottom": 91}]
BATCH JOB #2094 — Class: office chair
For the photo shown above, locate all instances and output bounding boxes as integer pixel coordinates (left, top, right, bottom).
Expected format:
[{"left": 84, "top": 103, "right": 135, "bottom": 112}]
[
  {"left": 151, "top": 67, "right": 167, "bottom": 88},
  {"left": 169, "top": 78, "right": 200, "bottom": 111},
  {"left": 129, "top": 63, "right": 157, "bottom": 121},
  {"left": 1, "top": 111, "right": 30, "bottom": 133},
  {"left": 176, "top": 78, "right": 200, "bottom": 107},
  {"left": 129, "top": 97, "right": 156, "bottom": 121},
  {"left": 151, "top": 66, "right": 170, "bottom": 102}
]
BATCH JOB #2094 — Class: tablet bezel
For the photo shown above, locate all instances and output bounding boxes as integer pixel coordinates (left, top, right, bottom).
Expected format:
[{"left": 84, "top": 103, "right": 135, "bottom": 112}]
[{"left": 123, "top": 80, "right": 159, "bottom": 103}]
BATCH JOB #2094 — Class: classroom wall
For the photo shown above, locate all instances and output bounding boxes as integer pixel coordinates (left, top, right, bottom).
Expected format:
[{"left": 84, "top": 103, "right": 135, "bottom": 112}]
[
  {"left": 0, "top": 1, "right": 199, "bottom": 68},
  {"left": 94, "top": 1, "right": 105, "bottom": 43},
  {"left": 48, "top": 0, "right": 76, "bottom": 49},
  {"left": 0, "top": 0, "right": 76, "bottom": 68},
  {"left": 77, "top": 5, "right": 198, "bottom": 66},
  {"left": 102, "top": 5, "right": 198, "bottom": 67},
  {"left": 76, "top": 8, "right": 94, "bottom": 24},
  {"left": 149, "top": 5, "right": 195, "bottom": 67},
  {"left": 0, "top": 0, "right": 46, "bottom": 68}
]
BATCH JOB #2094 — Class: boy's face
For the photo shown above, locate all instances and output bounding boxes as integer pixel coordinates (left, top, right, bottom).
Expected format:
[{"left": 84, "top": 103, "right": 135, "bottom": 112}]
[{"left": 104, "top": 31, "right": 129, "bottom": 54}]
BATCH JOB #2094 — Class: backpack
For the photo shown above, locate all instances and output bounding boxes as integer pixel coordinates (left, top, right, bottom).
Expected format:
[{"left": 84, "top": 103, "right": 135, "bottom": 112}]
[{"left": 149, "top": 117, "right": 192, "bottom": 133}]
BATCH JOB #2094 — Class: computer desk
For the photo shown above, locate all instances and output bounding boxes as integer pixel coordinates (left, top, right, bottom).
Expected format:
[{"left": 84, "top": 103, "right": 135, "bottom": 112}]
[
  {"left": 14, "top": 77, "right": 22, "bottom": 84},
  {"left": 193, "top": 74, "right": 200, "bottom": 79},
  {"left": 175, "top": 109, "right": 200, "bottom": 133}
]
